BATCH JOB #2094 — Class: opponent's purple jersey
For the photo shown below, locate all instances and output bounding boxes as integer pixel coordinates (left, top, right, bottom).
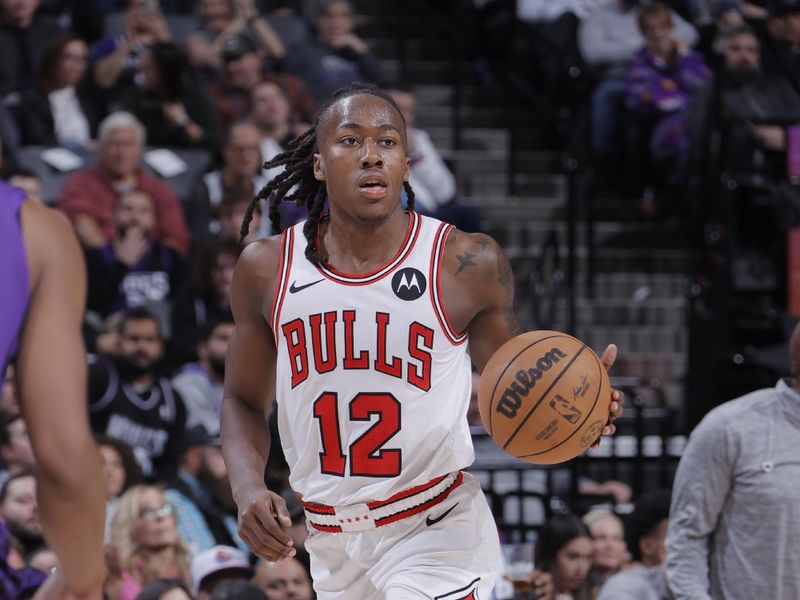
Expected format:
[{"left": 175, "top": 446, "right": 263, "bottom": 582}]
[{"left": 0, "top": 182, "right": 29, "bottom": 370}]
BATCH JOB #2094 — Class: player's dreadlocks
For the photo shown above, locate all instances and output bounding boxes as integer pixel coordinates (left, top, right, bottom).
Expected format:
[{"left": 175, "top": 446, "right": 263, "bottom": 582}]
[{"left": 240, "top": 82, "right": 416, "bottom": 266}]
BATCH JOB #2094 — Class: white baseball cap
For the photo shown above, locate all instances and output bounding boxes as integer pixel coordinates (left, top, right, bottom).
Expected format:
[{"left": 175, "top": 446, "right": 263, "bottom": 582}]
[{"left": 190, "top": 545, "right": 253, "bottom": 595}]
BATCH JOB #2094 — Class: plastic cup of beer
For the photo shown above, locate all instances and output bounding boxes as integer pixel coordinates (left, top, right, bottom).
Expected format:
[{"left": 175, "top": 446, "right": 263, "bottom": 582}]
[{"left": 502, "top": 541, "right": 535, "bottom": 593}]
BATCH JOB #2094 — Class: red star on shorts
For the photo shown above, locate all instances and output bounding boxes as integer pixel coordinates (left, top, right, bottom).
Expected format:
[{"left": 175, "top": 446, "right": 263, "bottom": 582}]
[{"left": 354, "top": 516, "right": 360, "bottom": 522}]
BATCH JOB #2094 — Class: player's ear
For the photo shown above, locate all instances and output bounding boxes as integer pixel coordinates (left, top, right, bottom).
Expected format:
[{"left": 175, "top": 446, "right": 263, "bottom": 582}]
[
  {"left": 313, "top": 153, "right": 325, "bottom": 181},
  {"left": 403, "top": 156, "right": 410, "bottom": 183}
]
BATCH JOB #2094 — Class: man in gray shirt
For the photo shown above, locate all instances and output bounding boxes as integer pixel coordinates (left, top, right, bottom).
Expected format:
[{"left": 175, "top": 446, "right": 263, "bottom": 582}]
[{"left": 666, "top": 322, "right": 800, "bottom": 599}]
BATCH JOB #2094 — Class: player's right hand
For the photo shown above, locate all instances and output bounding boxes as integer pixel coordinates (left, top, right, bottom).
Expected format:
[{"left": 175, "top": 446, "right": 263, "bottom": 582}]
[{"left": 237, "top": 487, "right": 296, "bottom": 561}]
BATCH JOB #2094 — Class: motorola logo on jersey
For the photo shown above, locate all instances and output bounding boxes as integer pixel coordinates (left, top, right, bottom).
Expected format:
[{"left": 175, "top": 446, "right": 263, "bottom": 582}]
[{"left": 392, "top": 268, "right": 426, "bottom": 301}]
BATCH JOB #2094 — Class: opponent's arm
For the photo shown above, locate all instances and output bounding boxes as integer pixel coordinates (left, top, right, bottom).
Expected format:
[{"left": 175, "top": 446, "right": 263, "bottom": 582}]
[
  {"left": 445, "top": 231, "right": 622, "bottom": 436},
  {"left": 17, "top": 202, "right": 106, "bottom": 599},
  {"left": 221, "top": 239, "right": 295, "bottom": 561}
]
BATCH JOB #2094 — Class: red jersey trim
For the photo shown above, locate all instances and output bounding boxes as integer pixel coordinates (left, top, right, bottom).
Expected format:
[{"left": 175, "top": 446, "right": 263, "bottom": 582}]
[
  {"left": 304, "top": 471, "right": 464, "bottom": 533},
  {"left": 314, "top": 211, "right": 422, "bottom": 286},
  {"left": 366, "top": 473, "right": 448, "bottom": 510},
  {"left": 373, "top": 472, "right": 463, "bottom": 527},
  {"left": 430, "top": 223, "right": 468, "bottom": 345},
  {"left": 270, "top": 227, "right": 294, "bottom": 345}
]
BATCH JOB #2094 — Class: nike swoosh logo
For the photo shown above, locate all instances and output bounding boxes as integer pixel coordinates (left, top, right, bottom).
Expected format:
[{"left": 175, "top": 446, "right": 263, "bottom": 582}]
[
  {"left": 289, "top": 279, "right": 324, "bottom": 294},
  {"left": 425, "top": 503, "right": 458, "bottom": 526}
]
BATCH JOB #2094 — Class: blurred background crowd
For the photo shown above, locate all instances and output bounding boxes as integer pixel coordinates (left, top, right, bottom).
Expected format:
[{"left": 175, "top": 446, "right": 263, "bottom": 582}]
[{"left": 1, "top": 0, "right": 799, "bottom": 598}]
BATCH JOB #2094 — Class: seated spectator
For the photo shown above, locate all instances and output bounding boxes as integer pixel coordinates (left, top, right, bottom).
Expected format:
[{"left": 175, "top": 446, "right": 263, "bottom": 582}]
[
  {"left": 689, "top": 25, "right": 800, "bottom": 179},
  {"left": 0, "top": 413, "right": 35, "bottom": 489},
  {"left": 250, "top": 80, "right": 296, "bottom": 180},
  {"left": 4, "top": 168, "right": 42, "bottom": 202},
  {"left": 282, "top": 0, "right": 388, "bottom": 102},
  {"left": 185, "top": 120, "right": 267, "bottom": 242},
  {"left": 388, "top": 85, "right": 456, "bottom": 213},
  {"left": 135, "top": 578, "right": 193, "bottom": 600},
  {"left": 186, "top": 0, "right": 285, "bottom": 80},
  {"left": 0, "top": 519, "right": 46, "bottom": 599},
  {"left": 210, "top": 31, "right": 316, "bottom": 129},
  {"left": 58, "top": 111, "right": 190, "bottom": 254},
  {"left": 164, "top": 428, "right": 245, "bottom": 555},
  {"left": 190, "top": 545, "right": 253, "bottom": 600},
  {"left": 0, "top": 0, "right": 63, "bottom": 97},
  {"left": 583, "top": 509, "right": 628, "bottom": 589},
  {"left": 625, "top": 1, "right": 711, "bottom": 187},
  {"left": 0, "top": 365, "right": 18, "bottom": 413},
  {"left": 597, "top": 490, "right": 673, "bottom": 600},
  {"left": 389, "top": 84, "right": 485, "bottom": 231},
  {"left": 88, "top": 308, "right": 187, "bottom": 479},
  {"left": 105, "top": 484, "right": 191, "bottom": 600},
  {"left": 536, "top": 513, "right": 596, "bottom": 600},
  {"left": 171, "top": 319, "right": 233, "bottom": 435},
  {"left": 579, "top": 0, "right": 698, "bottom": 176},
  {"left": 15, "top": 32, "right": 102, "bottom": 148},
  {"left": 92, "top": 0, "right": 172, "bottom": 109},
  {"left": 218, "top": 187, "right": 268, "bottom": 242},
  {"left": 696, "top": 0, "right": 748, "bottom": 57},
  {"left": 753, "top": 0, "right": 800, "bottom": 85},
  {"left": 85, "top": 189, "right": 186, "bottom": 320},
  {"left": 0, "top": 471, "right": 44, "bottom": 558},
  {"left": 170, "top": 239, "right": 237, "bottom": 365},
  {"left": 122, "top": 41, "right": 220, "bottom": 150},
  {"left": 97, "top": 435, "right": 143, "bottom": 539},
  {"left": 252, "top": 557, "right": 313, "bottom": 600},
  {"left": 211, "top": 580, "right": 267, "bottom": 600}
]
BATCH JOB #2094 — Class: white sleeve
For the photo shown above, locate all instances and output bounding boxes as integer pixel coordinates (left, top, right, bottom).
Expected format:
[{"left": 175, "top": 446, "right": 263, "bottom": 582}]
[{"left": 408, "top": 129, "right": 456, "bottom": 207}]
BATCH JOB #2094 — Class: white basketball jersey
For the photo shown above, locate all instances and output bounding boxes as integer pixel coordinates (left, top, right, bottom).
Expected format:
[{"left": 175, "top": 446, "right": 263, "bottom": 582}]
[{"left": 271, "top": 212, "right": 474, "bottom": 505}]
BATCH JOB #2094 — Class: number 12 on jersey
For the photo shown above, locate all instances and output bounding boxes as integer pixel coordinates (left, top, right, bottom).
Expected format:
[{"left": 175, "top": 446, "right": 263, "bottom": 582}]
[{"left": 313, "top": 391, "right": 402, "bottom": 477}]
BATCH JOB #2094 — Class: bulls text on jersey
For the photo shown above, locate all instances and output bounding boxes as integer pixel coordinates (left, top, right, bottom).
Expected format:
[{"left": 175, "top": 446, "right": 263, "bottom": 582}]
[{"left": 281, "top": 309, "right": 434, "bottom": 391}]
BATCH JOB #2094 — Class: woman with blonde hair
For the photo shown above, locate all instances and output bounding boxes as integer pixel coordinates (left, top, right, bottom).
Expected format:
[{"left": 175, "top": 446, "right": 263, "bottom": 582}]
[
  {"left": 583, "top": 510, "right": 628, "bottom": 588},
  {"left": 105, "top": 484, "right": 192, "bottom": 600}
]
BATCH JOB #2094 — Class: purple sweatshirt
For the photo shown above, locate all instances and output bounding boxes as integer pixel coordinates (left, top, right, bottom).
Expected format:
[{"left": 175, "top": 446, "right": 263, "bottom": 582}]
[
  {"left": 625, "top": 47, "right": 711, "bottom": 115},
  {"left": 0, "top": 181, "right": 29, "bottom": 371}
]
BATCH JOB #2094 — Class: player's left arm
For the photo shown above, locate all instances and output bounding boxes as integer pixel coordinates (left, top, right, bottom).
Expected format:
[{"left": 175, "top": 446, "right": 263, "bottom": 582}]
[
  {"left": 17, "top": 201, "right": 106, "bottom": 598},
  {"left": 442, "top": 229, "right": 623, "bottom": 436}
]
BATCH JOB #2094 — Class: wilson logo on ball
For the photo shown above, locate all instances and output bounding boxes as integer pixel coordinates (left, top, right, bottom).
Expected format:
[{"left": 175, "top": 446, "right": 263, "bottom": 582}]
[{"left": 495, "top": 347, "right": 567, "bottom": 418}]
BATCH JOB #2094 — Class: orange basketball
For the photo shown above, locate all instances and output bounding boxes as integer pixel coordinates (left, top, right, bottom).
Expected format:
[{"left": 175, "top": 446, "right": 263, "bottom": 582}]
[{"left": 478, "top": 330, "right": 611, "bottom": 465}]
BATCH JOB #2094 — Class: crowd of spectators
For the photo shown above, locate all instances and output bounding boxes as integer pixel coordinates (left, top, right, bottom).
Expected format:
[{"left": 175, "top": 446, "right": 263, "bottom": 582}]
[
  {"left": 510, "top": 0, "right": 800, "bottom": 223},
  {"left": 1, "top": 0, "right": 799, "bottom": 598}
]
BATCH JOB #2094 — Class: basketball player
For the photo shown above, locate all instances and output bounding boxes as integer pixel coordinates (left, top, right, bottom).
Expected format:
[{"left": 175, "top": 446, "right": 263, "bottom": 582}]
[
  {"left": 221, "top": 83, "right": 623, "bottom": 599},
  {"left": 1, "top": 182, "right": 106, "bottom": 599}
]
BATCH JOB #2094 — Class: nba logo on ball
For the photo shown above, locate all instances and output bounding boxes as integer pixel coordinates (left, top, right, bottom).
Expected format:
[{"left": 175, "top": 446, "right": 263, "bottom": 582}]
[
  {"left": 478, "top": 331, "right": 611, "bottom": 465},
  {"left": 392, "top": 268, "right": 426, "bottom": 301}
]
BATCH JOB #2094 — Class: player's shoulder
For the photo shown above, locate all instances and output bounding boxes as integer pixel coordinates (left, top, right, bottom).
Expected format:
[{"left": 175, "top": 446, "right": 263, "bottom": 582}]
[
  {"left": 231, "top": 234, "right": 285, "bottom": 315},
  {"left": 236, "top": 234, "right": 284, "bottom": 280},
  {"left": 22, "top": 199, "right": 75, "bottom": 240},
  {"left": 20, "top": 199, "right": 82, "bottom": 276},
  {"left": 441, "top": 227, "right": 506, "bottom": 280}
]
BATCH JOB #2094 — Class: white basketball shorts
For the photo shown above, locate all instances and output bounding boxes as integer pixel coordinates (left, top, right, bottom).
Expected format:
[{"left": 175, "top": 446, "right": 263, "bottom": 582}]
[{"left": 305, "top": 472, "right": 500, "bottom": 599}]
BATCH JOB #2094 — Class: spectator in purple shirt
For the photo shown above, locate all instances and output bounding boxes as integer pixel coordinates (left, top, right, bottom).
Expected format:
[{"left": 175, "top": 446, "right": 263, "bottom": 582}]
[{"left": 625, "top": 1, "right": 711, "bottom": 186}]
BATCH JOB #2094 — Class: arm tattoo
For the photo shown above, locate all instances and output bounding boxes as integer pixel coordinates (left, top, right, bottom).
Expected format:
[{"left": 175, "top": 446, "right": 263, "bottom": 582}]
[
  {"left": 497, "top": 249, "right": 522, "bottom": 335},
  {"left": 456, "top": 251, "right": 477, "bottom": 274}
]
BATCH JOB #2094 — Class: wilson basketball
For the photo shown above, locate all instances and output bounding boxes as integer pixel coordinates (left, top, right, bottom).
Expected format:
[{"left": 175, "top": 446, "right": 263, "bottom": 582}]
[{"left": 478, "top": 330, "right": 611, "bottom": 465}]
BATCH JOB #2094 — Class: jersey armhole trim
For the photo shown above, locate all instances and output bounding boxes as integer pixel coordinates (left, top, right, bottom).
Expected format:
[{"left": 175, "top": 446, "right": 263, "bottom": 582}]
[
  {"left": 269, "top": 227, "right": 294, "bottom": 345},
  {"left": 430, "top": 223, "right": 468, "bottom": 345}
]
